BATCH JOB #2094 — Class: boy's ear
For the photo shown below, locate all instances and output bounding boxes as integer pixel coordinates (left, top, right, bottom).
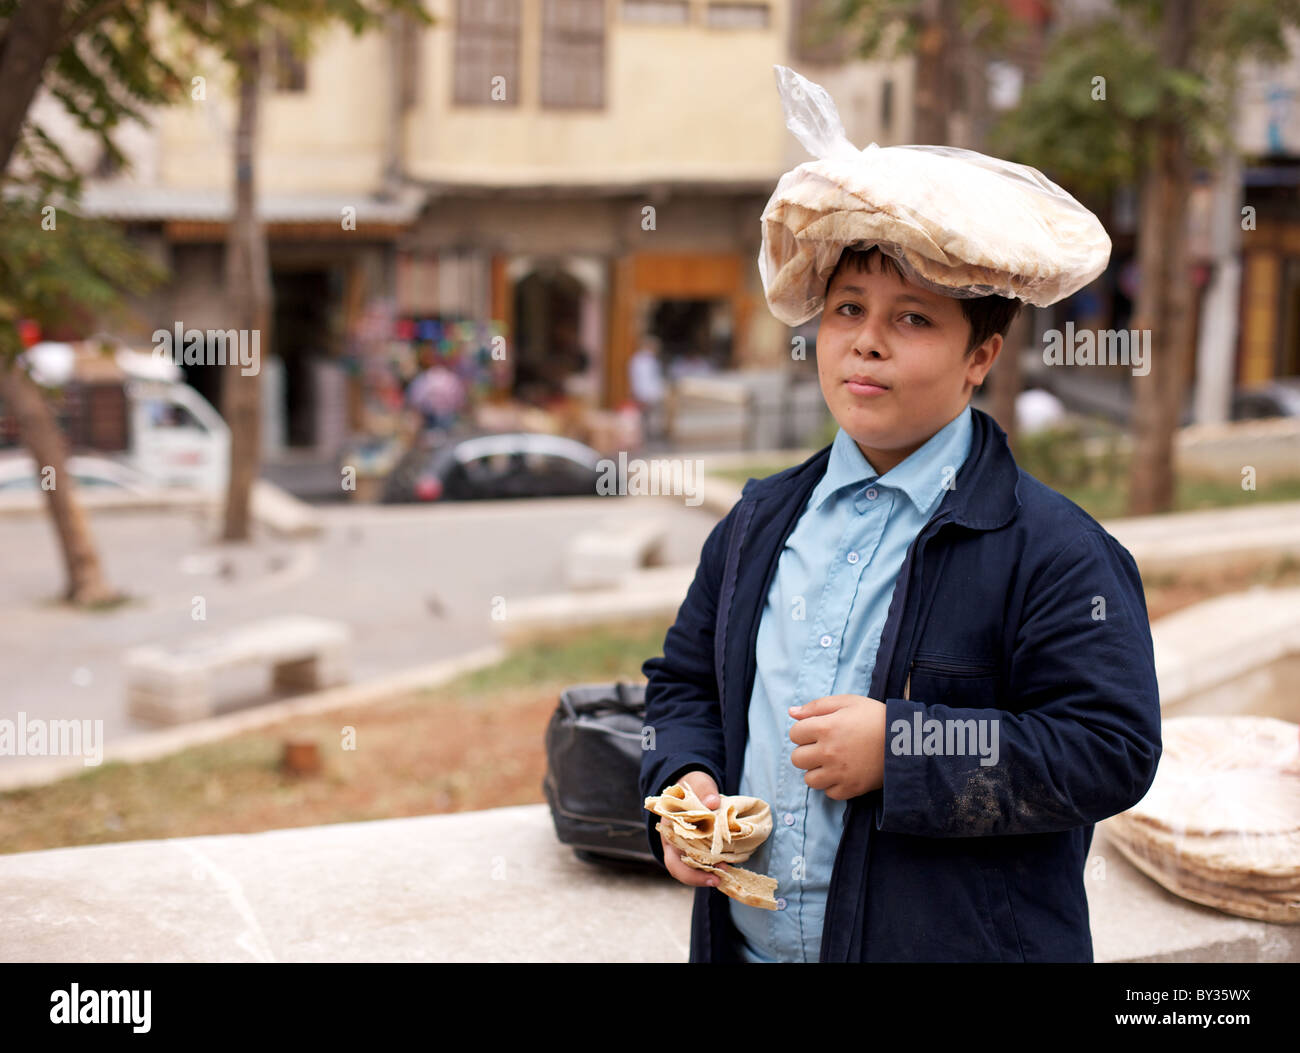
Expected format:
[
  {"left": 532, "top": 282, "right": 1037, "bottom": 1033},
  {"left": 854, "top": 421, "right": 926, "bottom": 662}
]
[{"left": 967, "top": 333, "right": 1003, "bottom": 386}]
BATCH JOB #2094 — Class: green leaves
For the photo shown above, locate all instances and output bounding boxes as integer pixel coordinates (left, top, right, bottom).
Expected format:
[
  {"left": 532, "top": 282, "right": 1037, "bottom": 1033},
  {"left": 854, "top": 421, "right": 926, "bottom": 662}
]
[
  {"left": 0, "top": 0, "right": 434, "bottom": 360},
  {"left": 0, "top": 192, "right": 168, "bottom": 363}
]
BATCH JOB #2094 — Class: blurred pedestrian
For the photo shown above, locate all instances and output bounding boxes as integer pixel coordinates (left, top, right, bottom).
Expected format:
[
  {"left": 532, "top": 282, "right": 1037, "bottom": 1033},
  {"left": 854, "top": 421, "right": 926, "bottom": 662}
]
[
  {"left": 629, "top": 334, "right": 668, "bottom": 442},
  {"left": 406, "top": 350, "right": 466, "bottom": 435}
]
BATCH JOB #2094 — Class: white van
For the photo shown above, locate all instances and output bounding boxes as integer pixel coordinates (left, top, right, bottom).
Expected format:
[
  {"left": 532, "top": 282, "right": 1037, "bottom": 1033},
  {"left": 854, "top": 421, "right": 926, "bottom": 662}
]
[{"left": 3, "top": 341, "right": 230, "bottom": 493}]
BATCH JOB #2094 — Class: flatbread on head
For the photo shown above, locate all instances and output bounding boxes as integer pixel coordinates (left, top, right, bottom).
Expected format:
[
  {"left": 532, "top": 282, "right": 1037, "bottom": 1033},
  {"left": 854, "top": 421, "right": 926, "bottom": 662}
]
[{"left": 757, "top": 65, "right": 1113, "bottom": 325}]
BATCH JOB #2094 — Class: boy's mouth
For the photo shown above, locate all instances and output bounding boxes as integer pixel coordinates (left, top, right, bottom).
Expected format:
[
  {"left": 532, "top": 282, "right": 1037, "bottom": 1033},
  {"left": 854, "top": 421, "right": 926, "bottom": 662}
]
[{"left": 845, "top": 374, "right": 890, "bottom": 396}]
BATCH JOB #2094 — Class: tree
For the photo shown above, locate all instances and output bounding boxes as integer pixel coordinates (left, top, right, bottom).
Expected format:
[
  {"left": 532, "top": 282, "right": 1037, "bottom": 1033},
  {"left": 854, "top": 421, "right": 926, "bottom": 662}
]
[
  {"left": 990, "top": 0, "right": 1300, "bottom": 515},
  {"left": 0, "top": 0, "right": 428, "bottom": 601},
  {"left": 1, "top": 0, "right": 183, "bottom": 604},
  {"left": 170, "top": 3, "right": 431, "bottom": 541},
  {"left": 221, "top": 30, "right": 269, "bottom": 542}
]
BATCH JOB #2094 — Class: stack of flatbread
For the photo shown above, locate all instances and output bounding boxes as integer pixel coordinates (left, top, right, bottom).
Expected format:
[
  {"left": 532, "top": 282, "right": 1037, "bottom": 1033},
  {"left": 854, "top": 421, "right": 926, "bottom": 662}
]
[
  {"left": 758, "top": 65, "right": 1112, "bottom": 326},
  {"left": 645, "top": 782, "right": 779, "bottom": 910},
  {"left": 1102, "top": 716, "right": 1300, "bottom": 923}
]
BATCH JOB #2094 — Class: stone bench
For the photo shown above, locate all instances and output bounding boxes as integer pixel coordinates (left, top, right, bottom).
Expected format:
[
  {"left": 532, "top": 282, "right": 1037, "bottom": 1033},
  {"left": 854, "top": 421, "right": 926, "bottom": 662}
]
[
  {"left": 125, "top": 615, "right": 351, "bottom": 725},
  {"left": 1152, "top": 585, "right": 1300, "bottom": 716},
  {"left": 1, "top": 804, "right": 1294, "bottom": 961},
  {"left": 563, "top": 515, "right": 666, "bottom": 590}
]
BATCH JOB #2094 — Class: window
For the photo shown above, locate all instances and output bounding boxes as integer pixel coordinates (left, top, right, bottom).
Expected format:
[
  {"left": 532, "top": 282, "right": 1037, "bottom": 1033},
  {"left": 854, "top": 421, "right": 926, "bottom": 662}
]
[
  {"left": 270, "top": 31, "right": 307, "bottom": 93},
  {"left": 454, "top": 0, "right": 522, "bottom": 106},
  {"left": 93, "top": 144, "right": 122, "bottom": 179},
  {"left": 621, "top": 0, "right": 689, "bottom": 24},
  {"left": 541, "top": 0, "right": 605, "bottom": 109},
  {"left": 704, "top": 3, "right": 769, "bottom": 29},
  {"left": 143, "top": 400, "right": 207, "bottom": 433}
]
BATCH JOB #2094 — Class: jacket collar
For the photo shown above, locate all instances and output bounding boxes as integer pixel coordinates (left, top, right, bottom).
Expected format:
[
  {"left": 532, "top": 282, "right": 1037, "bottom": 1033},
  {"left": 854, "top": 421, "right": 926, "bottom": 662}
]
[
  {"left": 809, "top": 403, "right": 974, "bottom": 517},
  {"left": 742, "top": 405, "right": 1020, "bottom": 532}
]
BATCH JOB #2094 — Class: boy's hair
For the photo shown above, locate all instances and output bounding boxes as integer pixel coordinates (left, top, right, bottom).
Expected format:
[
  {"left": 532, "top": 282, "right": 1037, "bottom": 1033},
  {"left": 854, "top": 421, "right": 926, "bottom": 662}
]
[{"left": 826, "top": 245, "right": 1023, "bottom": 356}]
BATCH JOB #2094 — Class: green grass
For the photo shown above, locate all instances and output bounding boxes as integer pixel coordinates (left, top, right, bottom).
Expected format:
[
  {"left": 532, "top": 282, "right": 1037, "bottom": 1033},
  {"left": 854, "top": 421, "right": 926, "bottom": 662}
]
[
  {"left": 711, "top": 463, "right": 801, "bottom": 488},
  {"left": 1012, "top": 421, "right": 1300, "bottom": 519},
  {"left": 451, "top": 616, "right": 671, "bottom": 698}
]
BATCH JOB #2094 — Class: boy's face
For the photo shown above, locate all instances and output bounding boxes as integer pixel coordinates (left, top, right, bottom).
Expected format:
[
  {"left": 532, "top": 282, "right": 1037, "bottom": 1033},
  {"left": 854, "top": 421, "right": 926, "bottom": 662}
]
[{"left": 817, "top": 254, "right": 1002, "bottom": 476}]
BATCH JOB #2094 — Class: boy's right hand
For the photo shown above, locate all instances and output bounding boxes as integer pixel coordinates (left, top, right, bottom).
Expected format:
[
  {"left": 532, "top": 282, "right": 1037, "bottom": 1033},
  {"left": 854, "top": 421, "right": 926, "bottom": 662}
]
[{"left": 659, "top": 770, "right": 727, "bottom": 889}]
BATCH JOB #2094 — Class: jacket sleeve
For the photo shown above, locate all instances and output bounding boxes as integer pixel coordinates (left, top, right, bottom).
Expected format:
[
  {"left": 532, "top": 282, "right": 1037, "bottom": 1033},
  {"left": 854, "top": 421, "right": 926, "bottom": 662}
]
[
  {"left": 638, "top": 506, "right": 735, "bottom": 867},
  {"left": 874, "top": 528, "right": 1163, "bottom": 838}
]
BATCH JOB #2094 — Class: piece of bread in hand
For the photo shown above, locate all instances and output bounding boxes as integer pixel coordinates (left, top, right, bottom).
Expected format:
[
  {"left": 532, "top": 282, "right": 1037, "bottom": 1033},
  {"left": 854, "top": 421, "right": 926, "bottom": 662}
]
[{"left": 645, "top": 782, "right": 780, "bottom": 911}]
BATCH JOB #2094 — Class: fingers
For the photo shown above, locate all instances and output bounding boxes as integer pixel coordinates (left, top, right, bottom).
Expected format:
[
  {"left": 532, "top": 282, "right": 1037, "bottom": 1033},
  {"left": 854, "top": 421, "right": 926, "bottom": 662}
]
[
  {"left": 801, "top": 766, "right": 831, "bottom": 791},
  {"left": 661, "top": 833, "right": 724, "bottom": 888},
  {"left": 659, "top": 772, "right": 725, "bottom": 889},
  {"left": 676, "top": 769, "right": 720, "bottom": 810},
  {"left": 788, "top": 716, "right": 823, "bottom": 746},
  {"left": 791, "top": 742, "right": 828, "bottom": 772}
]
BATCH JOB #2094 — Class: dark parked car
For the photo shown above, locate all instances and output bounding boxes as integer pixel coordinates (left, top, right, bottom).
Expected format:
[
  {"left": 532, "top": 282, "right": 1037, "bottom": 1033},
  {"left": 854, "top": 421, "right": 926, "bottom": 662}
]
[
  {"left": 381, "top": 431, "right": 621, "bottom": 503},
  {"left": 1231, "top": 378, "right": 1300, "bottom": 421}
]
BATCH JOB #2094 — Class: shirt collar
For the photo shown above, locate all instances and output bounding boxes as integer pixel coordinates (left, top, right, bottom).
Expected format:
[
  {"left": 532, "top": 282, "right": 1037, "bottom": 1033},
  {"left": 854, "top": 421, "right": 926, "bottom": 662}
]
[{"left": 811, "top": 403, "right": 974, "bottom": 516}]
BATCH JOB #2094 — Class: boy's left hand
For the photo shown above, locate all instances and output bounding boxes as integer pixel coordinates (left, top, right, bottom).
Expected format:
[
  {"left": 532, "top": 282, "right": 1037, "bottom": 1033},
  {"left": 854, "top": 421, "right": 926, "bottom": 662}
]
[{"left": 788, "top": 695, "right": 887, "bottom": 800}]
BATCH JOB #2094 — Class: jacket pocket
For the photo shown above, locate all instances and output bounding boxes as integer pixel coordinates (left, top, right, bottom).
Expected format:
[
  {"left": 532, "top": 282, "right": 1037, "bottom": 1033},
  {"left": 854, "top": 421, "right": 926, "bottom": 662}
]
[
  {"left": 910, "top": 652, "right": 998, "bottom": 678},
  {"left": 978, "top": 865, "right": 1025, "bottom": 962},
  {"left": 906, "top": 653, "right": 1000, "bottom": 709}
]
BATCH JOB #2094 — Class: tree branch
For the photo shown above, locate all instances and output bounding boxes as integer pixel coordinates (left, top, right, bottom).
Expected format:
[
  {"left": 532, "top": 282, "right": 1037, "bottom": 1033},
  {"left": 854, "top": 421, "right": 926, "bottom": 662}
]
[
  {"left": 57, "top": 0, "right": 132, "bottom": 50},
  {"left": 0, "top": 0, "right": 68, "bottom": 175}
]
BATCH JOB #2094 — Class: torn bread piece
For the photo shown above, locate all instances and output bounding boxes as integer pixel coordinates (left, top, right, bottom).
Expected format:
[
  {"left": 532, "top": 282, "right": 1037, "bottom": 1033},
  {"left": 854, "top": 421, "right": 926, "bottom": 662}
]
[{"left": 646, "top": 782, "right": 780, "bottom": 911}]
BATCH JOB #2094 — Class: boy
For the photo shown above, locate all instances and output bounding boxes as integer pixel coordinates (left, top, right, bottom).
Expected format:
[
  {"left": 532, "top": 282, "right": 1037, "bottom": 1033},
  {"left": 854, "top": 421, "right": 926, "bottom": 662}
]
[{"left": 638, "top": 243, "right": 1162, "bottom": 963}]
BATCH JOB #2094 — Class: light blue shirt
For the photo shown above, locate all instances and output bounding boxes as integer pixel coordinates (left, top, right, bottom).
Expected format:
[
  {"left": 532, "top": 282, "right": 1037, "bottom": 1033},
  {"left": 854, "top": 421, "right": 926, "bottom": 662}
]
[{"left": 728, "top": 403, "right": 974, "bottom": 962}]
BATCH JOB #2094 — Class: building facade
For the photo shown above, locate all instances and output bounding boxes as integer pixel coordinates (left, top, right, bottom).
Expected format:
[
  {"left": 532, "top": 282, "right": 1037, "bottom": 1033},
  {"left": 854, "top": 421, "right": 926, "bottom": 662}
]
[{"left": 65, "top": 0, "right": 912, "bottom": 455}]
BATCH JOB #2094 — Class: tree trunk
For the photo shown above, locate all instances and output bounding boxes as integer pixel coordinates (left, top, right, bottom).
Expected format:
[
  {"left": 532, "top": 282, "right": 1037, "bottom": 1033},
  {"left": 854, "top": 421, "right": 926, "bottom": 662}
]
[
  {"left": 913, "top": 0, "right": 960, "bottom": 144},
  {"left": 221, "top": 37, "right": 270, "bottom": 541},
  {"left": 0, "top": 0, "right": 66, "bottom": 174},
  {"left": 1, "top": 1, "right": 119, "bottom": 606},
  {"left": 0, "top": 361, "right": 119, "bottom": 605},
  {"left": 1126, "top": 4, "right": 1197, "bottom": 516},
  {"left": 988, "top": 305, "right": 1028, "bottom": 452}
]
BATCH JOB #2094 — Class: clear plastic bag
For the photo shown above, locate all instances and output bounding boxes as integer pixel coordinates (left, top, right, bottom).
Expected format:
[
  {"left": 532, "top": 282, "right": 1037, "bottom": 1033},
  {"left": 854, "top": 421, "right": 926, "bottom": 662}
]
[
  {"left": 1101, "top": 716, "right": 1300, "bottom": 924},
  {"left": 758, "top": 65, "right": 1114, "bottom": 325}
]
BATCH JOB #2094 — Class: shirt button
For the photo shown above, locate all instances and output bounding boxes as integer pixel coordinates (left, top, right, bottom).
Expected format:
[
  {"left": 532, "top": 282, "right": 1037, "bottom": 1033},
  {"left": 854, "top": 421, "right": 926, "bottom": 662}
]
[
  {"left": 783, "top": 812, "right": 795, "bottom": 825},
  {"left": 846, "top": 551, "right": 859, "bottom": 564},
  {"left": 776, "top": 898, "right": 787, "bottom": 911},
  {"left": 820, "top": 634, "right": 832, "bottom": 647},
  {"left": 865, "top": 487, "right": 878, "bottom": 500}
]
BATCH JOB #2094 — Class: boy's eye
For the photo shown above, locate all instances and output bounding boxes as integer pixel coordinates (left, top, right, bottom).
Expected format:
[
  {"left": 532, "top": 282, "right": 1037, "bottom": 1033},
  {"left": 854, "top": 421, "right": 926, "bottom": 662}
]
[{"left": 834, "top": 303, "right": 930, "bottom": 328}]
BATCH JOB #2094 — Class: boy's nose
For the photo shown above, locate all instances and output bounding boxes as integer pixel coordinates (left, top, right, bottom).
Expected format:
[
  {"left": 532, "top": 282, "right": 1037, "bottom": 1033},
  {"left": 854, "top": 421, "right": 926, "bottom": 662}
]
[{"left": 849, "top": 322, "right": 890, "bottom": 359}]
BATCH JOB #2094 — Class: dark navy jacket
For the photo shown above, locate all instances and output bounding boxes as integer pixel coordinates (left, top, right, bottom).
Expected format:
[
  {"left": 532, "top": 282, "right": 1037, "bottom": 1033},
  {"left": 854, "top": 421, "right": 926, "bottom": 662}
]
[{"left": 639, "top": 407, "right": 1162, "bottom": 962}]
